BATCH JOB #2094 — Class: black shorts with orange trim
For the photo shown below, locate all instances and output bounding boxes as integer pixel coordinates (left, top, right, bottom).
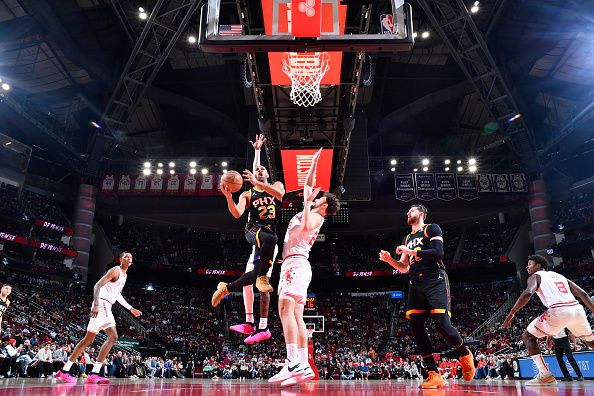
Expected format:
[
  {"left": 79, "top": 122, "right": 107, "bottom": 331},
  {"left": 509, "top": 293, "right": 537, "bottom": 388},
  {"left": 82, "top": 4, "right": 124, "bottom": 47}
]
[{"left": 406, "top": 269, "right": 451, "bottom": 319}]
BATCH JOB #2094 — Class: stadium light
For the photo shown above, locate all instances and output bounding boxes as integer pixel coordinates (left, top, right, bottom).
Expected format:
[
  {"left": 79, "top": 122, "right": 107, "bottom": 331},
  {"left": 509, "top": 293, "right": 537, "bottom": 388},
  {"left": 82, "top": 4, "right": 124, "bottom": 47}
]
[
  {"left": 156, "top": 169, "right": 163, "bottom": 175},
  {"left": 1, "top": 83, "right": 10, "bottom": 91},
  {"left": 413, "top": 168, "right": 418, "bottom": 172},
  {"left": 221, "top": 161, "right": 228, "bottom": 167},
  {"left": 422, "top": 158, "right": 430, "bottom": 166},
  {"left": 444, "top": 159, "right": 450, "bottom": 165},
  {"left": 390, "top": 159, "right": 397, "bottom": 165},
  {"left": 169, "top": 169, "right": 175, "bottom": 175},
  {"left": 423, "top": 167, "right": 429, "bottom": 172},
  {"left": 201, "top": 168, "right": 208, "bottom": 175},
  {"left": 142, "top": 168, "right": 151, "bottom": 176},
  {"left": 222, "top": 169, "right": 228, "bottom": 174},
  {"left": 391, "top": 167, "right": 396, "bottom": 172},
  {"left": 190, "top": 168, "right": 197, "bottom": 175},
  {"left": 469, "top": 165, "right": 477, "bottom": 173},
  {"left": 445, "top": 167, "right": 450, "bottom": 171},
  {"left": 456, "top": 160, "right": 462, "bottom": 164},
  {"left": 157, "top": 162, "right": 163, "bottom": 168},
  {"left": 468, "top": 158, "right": 477, "bottom": 165},
  {"left": 90, "top": 121, "right": 102, "bottom": 129},
  {"left": 169, "top": 161, "right": 175, "bottom": 168},
  {"left": 189, "top": 161, "right": 197, "bottom": 168},
  {"left": 143, "top": 161, "right": 151, "bottom": 168},
  {"left": 421, "top": 31, "right": 430, "bottom": 39},
  {"left": 187, "top": 35, "right": 197, "bottom": 44},
  {"left": 138, "top": 7, "right": 148, "bottom": 20},
  {"left": 470, "top": 1, "right": 479, "bottom": 13},
  {"left": 412, "top": 32, "right": 418, "bottom": 38},
  {"left": 457, "top": 166, "right": 463, "bottom": 172}
]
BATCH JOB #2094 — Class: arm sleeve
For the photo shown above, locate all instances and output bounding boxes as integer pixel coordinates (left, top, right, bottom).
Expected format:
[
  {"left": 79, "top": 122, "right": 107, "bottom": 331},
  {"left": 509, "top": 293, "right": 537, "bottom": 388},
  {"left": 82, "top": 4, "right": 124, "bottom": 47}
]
[
  {"left": 416, "top": 224, "right": 444, "bottom": 260},
  {"left": 116, "top": 294, "right": 133, "bottom": 310},
  {"left": 252, "top": 149, "right": 261, "bottom": 173}
]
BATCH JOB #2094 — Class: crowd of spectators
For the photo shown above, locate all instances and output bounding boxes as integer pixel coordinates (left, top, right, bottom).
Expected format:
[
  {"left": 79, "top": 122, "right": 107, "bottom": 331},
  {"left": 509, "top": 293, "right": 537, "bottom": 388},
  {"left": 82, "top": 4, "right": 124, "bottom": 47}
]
[
  {"left": 554, "top": 188, "right": 594, "bottom": 225},
  {"left": 0, "top": 184, "right": 70, "bottom": 226}
]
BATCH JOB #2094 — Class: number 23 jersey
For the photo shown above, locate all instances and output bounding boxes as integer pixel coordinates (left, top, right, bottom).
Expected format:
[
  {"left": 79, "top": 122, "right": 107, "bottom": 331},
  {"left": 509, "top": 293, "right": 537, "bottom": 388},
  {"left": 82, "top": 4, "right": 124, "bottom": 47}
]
[{"left": 247, "top": 188, "right": 281, "bottom": 229}]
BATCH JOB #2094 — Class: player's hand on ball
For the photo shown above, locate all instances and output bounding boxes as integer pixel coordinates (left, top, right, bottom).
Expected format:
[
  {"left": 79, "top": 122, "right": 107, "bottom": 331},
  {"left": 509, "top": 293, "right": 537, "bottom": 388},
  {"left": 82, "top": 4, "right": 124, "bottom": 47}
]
[
  {"left": 379, "top": 250, "right": 392, "bottom": 263},
  {"left": 250, "top": 134, "right": 266, "bottom": 150},
  {"left": 242, "top": 169, "right": 257, "bottom": 185},
  {"left": 220, "top": 183, "right": 232, "bottom": 198},
  {"left": 502, "top": 313, "right": 514, "bottom": 329},
  {"left": 130, "top": 308, "right": 142, "bottom": 317}
]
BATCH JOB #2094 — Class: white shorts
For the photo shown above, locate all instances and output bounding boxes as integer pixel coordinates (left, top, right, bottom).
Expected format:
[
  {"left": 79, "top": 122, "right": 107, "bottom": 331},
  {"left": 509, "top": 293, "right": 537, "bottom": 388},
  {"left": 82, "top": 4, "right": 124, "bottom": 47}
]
[
  {"left": 87, "top": 300, "right": 116, "bottom": 334},
  {"left": 278, "top": 256, "right": 312, "bottom": 305},
  {"left": 527, "top": 303, "right": 594, "bottom": 341},
  {"left": 245, "top": 245, "right": 278, "bottom": 278}
]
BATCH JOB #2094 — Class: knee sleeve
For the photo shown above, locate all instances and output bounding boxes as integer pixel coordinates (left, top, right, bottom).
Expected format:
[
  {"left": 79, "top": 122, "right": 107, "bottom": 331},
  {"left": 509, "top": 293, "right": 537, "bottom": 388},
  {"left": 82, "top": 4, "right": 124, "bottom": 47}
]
[
  {"left": 409, "top": 314, "right": 433, "bottom": 356},
  {"left": 432, "top": 313, "right": 463, "bottom": 347}
]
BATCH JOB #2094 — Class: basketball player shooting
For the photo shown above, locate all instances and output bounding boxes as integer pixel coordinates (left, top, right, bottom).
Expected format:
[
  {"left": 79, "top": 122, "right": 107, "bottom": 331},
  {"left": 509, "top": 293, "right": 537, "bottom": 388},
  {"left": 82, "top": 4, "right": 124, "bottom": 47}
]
[
  {"left": 502, "top": 254, "right": 594, "bottom": 386},
  {"left": 219, "top": 134, "right": 279, "bottom": 344},
  {"left": 55, "top": 251, "right": 141, "bottom": 384},
  {"left": 212, "top": 135, "right": 284, "bottom": 316},
  {"left": 268, "top": 148, "right": 340, "bottom": 387},
  {"left": 379, "top": 204, "right": 475, "bottom": 389}
]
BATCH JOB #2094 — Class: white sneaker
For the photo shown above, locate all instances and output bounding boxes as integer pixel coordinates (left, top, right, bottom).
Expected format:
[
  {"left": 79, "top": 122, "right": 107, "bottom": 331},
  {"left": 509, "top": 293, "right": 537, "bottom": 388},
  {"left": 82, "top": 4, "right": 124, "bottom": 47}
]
[
  {"left": 269, "top": 361, "right": 307, "bottom": 384},
  {"left": 525, "top": 372, "right": 557, "bottom": 386},
  {"left": 281, "top": 365, "right": 315, "bottom": 387}
]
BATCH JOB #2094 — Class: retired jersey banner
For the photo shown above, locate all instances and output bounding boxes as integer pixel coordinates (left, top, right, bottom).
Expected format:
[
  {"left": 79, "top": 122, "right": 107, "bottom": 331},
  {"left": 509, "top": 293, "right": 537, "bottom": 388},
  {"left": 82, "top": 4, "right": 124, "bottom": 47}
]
[
  {"left": 414, "top": 173, "right": 436, "bottom": 201},
  {"left": 117, "top": 175, "right": 132, "bottom": 194},
  {"left": 100, "top": 175, "right": 116, "bottom": 194},
  {"left": 133, "top": 175, "right": 148, "bottom": 194},
  {"left": 435, "top": 173, "right": 457, "bottom": 201},
  {"left": 150, "top": 175, "right": 164, "bottom": 194},
  {"left": 456, "top": 174, "right": 478, "bottom": 201},
  {"left": 280, "top": 149, "right": 333, "bottom": 193},
  {"left": 199, "top": 174, "right": 216, "bottom": 196},
  {"left": 510, "top": 173, "right": 528, "bottom": 193},
  {"left": 477, "top": 174, "right": 493, "bottom": 193},
  {"left": 395, "top": 174, "right": 416, "bottom": 201},
  {"left": 183, "top": 174, "right": 198, "bottom": 195},
  {"left": 166, "top": 174, "right": 180, "bottom": 195},
  {"left": 492, "top": 174, "right": 510, "bottom": 193}
]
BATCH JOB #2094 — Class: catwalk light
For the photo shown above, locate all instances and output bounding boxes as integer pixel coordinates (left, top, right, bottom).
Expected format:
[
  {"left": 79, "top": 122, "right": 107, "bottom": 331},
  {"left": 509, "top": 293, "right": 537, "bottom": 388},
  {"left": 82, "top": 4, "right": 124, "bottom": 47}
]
[
  {"left": 142, "top": 168, "right": 151, "bottom": 176},
  {"left": 413, "top": 168, "right": 418, "bottom": 172},
  {"left": 156, "top": 169, "right": 163, "bottom": 175},
  {"left": 421, "top": 31, "right": 430, "bottom": 39},
  {"left": 445, "top": 167, "right": 450, "bottom": 172},
  {"left": 189, "top": 161, "right": 197, "bottom": 168},
  {"left": 157, "top": 162, "right": 163, "bottom": 168},
  {"left": 138, "top": 7, "right": 147, "bottom": 20},
  {"left": 221, "top": 161, "right": 228, "bottom": 167},
  {"left": 169, "top": 169, "right": 175, "bottom": 175},
  {"left": 201, "top": 168, "right": 208, "bottom": 175},
  {"left": 423, "top": 167, "right": 429, "bottom": 172},
  {"left": 169, "top": 162, "right": 175, "bottom": 168},
  {"left": 187, "top": 35, "right": 197, "bottom": 44},
  {"left": 1, "top": 83, "right": 10, "bottom": 91},
  {"left": 390, "top": 159, "right": 397, "bottom": 165},
  {"left": 190, "top": 168, "right": 197, "bottom": 175},
  {"left": 456, "top": 160, "right": 462, "bottom": 164},
  {"left": 143, "top": 161, "right": 151, "bottom": 168},
  {"left": 422, "top": 158, "right": 430, "bottom": 166},
  {"left": 468, "top": 158, "right": 477, "bottom": 165},
  {"left": 469, "top": 165, "right": 477, "bottom": 173},
  {"left": 457, "top": 166, "right": 463, "bottom": 172},
  {"left": 470, "top": 1, "right": 479, "bottom": 13},
  {"left": 391, "top": 167, "right": 396, "bottom": 172},
  {"left": 444, "top": 159, "right": 450, "bottom": 165}
]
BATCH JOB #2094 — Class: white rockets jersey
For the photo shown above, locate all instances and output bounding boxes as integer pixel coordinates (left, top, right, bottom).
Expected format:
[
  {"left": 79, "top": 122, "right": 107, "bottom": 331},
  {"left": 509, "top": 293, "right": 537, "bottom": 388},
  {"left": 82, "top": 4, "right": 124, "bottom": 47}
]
[
  {"left": 98, "top": 266, "right": 127, "bottom": 304},
  {"left": 534, "top": 270, "right": 577, "bottom": 308},
  {"left": 282, "top": 211, "right": 323, "bottom": 259}
]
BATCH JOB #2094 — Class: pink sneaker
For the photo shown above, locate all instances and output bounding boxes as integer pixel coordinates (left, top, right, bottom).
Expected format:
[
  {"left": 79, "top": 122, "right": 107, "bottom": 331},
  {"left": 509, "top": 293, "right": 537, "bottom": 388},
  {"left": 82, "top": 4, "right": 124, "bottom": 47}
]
[
  {"left": 86, "top": 374, "right": 110, "bottom": 384},
  {"left": 230, "top": 323, "right": 256, "bottom": 335},
  {"left": 244, "top": 329, "right": 271, "bottom": 344},
  {"left": 55, "top": 370, "right": 77, "bottom": 384}
]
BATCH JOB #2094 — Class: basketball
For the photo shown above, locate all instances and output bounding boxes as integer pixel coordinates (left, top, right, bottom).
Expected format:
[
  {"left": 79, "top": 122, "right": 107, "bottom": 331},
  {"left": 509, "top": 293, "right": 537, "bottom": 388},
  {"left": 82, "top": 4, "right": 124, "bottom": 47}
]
[{"left": 220, "top": 170, "right": 244, "bottom": 193}]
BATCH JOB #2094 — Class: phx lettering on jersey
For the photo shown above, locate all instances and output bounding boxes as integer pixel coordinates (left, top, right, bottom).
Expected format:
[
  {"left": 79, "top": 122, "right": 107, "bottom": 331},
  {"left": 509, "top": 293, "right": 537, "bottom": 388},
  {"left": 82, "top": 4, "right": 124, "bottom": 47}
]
[{"left": 252, "top": 196, "right": 276, "bottom": 207}]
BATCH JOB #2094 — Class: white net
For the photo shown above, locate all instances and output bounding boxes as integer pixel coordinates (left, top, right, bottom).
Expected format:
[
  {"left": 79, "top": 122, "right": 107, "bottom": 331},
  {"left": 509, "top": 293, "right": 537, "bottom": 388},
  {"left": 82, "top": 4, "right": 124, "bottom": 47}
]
[{"left": 281, "top": 52, "right": 330, "bottom": 107}]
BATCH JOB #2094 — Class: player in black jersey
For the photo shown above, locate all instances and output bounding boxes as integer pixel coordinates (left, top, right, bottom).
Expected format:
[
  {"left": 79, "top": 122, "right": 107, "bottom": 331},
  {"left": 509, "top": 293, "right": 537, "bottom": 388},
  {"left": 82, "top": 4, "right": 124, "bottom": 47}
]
[
  {"left": 0, "top": 284, "right": 11, "bottom": 334},
  {"left": 212, "top": 137, "right": 285, "bottom": 311},
  {"left": 379, "top": 204, "right": 475, "bottom": 389}
]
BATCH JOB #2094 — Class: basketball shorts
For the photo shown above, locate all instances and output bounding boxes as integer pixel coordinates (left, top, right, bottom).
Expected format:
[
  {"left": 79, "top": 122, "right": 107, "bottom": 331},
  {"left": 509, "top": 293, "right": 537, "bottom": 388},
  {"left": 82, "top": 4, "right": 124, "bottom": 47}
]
[
  {"left": 527, "top": 303, "right": 594, "bottom": 341},
  {"left": 406, "top": 270, "right": 451, "bottom": 319},
  {"left": 87, "top": 299, "right": 116, "bottom": 334},
  {"left": 244, "top": 223, "right": 276, "bottom": 248},
  {"left": 278, "top": 256, "right": 312, "bottom": 305},
  {"left": 246, "top": 245, "right": 278, "bottom": 278}
]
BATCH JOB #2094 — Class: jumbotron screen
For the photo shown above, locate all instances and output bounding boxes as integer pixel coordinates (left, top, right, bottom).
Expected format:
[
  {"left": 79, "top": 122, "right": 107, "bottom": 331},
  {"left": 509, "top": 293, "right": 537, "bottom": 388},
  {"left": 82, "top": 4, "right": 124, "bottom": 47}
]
[{"left": 280, "top": 202, "right": 349, "bottom": 224}]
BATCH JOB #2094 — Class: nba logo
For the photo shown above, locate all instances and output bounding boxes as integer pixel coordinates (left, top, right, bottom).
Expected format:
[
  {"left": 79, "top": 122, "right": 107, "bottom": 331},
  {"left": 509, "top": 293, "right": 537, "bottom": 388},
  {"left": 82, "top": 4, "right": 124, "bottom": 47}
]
[{"left": 380, "top": 14, "right": 395, "bottom": 34}]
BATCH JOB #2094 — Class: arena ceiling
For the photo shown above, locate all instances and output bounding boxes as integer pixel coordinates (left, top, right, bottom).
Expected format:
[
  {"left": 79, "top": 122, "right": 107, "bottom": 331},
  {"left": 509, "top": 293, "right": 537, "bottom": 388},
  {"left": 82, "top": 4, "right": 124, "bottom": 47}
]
[{"left": 0, "top": 0, "right": 592, "bottom": 184}]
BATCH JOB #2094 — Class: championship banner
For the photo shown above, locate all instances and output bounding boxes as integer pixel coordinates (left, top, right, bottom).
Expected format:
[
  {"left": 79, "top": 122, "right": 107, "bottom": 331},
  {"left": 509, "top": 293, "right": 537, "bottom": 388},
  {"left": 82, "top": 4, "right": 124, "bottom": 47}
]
[
  {"left": 395, "top": 174, "right": 416, "bottom": 201},
  {"left": 100, "top": 175, "right": 116, "bottom": 194},
  {"left": 198, "top": 174, "right": 216, "bottom": 196},
  {"left": 414, "top": 173, "right": 436, "bottom": 201},
  {"left": 456, "top": 174, "right": 478, "bottom": 201},
  {"left": 280, "top": 149, "right": 333, "bottom": 194},
  {"left": 435, "top": 173, "right": 457, "bottom": 201},
  {"left": 510, "top": 173, "right": 528, "bottom": 193},
  {"left": 492, "top": 174, "right": 510, "bottom": 193},
  {"left": 149, "top": 175, "right": 164, "bottom": 194},
  {"left": 166, "top": 174, "right": 180, "bottom": 195},
  {"left": 182, "top": 174, "right": 198, "bottom": 195},
  {"left": 34, "top": 220, "right": 73, "bottom": 235},
  {"left": 477, "top": 174, "right": 493, "bottom": 193},
  {"left": 117, "top": 174, "right": 132, "bottom": 195},
  {"left": 133, "top": 175, "right": 148, "bottom": 194}
]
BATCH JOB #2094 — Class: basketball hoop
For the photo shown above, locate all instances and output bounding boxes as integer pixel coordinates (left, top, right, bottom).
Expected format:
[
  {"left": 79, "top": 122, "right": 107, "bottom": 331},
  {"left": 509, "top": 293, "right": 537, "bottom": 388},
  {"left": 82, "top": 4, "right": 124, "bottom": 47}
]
[{"left": 282, "top": 52, "right": 330, "bottom": 107}]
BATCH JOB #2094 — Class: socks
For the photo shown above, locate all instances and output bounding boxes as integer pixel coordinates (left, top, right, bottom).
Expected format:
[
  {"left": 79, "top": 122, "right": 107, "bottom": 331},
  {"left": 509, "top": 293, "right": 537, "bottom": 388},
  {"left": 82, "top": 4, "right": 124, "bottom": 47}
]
[
  {"left": 286, "top": 343, "right": 298, "bottom": 362},
  {"left": 298, "top": 348, "right": 309, "bottom": 364},
  {"left": 530, "top": 354, "right": 550, "bottom": 375},
  {"left": 259, "top": 318, "right": 268, "bottom": 330},
  {"left": 62, "top": 360, "right": 74, "bottom": 372},
  {"left": 91, "top": 361, "right": 103, "bottom": 374}
]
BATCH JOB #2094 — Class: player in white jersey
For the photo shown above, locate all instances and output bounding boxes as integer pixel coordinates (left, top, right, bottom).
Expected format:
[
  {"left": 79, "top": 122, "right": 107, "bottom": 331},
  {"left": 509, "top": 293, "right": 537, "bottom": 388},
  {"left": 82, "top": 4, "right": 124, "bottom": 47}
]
[
  {"left": 268, "top": 148, "right": 340, "bottom": 387},
  {"left": 503, "top": 254, "right": 594, "bottom": 386},
  {"left": 55, "top": 251, "right": 142, "bottom": 384}
]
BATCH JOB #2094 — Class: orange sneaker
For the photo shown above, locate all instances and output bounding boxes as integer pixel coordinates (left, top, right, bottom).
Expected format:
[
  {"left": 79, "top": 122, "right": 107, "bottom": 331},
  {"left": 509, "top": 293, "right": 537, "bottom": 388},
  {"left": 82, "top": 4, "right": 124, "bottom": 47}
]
[
  {"left": 460, "top": 350, "right": 475, "bottom": 381},
  {"left": 421, "top": 371, "right": 446, "bottom": 389},
  {"left": 211, "top": 282, "right": 229, "bottom": 307}
]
